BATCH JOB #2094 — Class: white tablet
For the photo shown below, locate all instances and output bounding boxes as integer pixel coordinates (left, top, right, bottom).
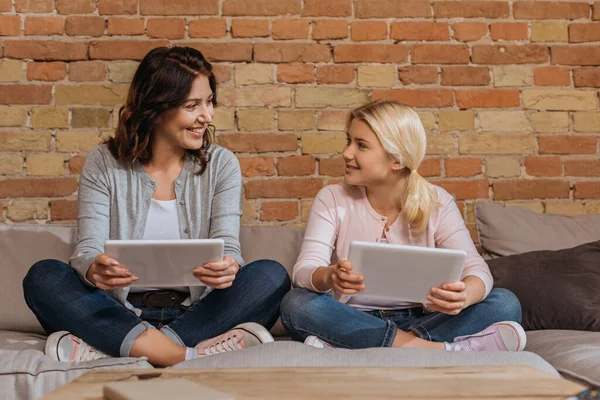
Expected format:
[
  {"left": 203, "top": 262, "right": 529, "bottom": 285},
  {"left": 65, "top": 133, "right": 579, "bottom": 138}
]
[
  {"left": 348, "top": 241, "right": 466, "bottom": 304},
  {"left": 104, "top": 239, "right": 224, "bottom": 288}
]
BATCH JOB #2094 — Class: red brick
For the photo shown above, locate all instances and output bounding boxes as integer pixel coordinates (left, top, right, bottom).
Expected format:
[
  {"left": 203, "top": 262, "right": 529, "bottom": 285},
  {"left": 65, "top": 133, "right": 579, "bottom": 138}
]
[
  {"left": 0, "top": 0, "right": 9, "bottom": 11},
  {"left": 189, "top": 19, "right": 227, "bottom": 38},
  {"left": 552, "top": 46, "right": 600, "bottom": 66},
  {"left": 372, "top": 89, "right": 453, "bottom": 108},
  {"left": 99, "top": 0, "right": 137, "bottom": 15},
  {"left": 398, "top": 66, "right": 438, "bottom": 85},
  {"left": 317, "top": 65, "right": 354, "bottom": 84},
  {"left": 0, "top": 177, "right": 78, "bottom": 197},
  {"left": 69, "top": 156, "right": 86, "bottom": 173},
  {"left": 575, "top": 182, "right": 600, "bottom": 199},
  {"left": 441, "top": 67, "right": 490, "bottom": 86},
  {"left": 66, "top": 16, "right": 105, "bottom": 37},
  {"left": 107, "top": 17, "right": 145, "bottom": 35},
  {"left": 525, "top": 157, "right": 562, "bottom": 177},
  {"left": 278, "top": 64, "right": 314, "bottom": 84},
  {"left": 472, "top": 45, "right": 548, "bottom": 64},
  {"left": 312, "top": 20, "right": 348, "bottom": 40},
  {"left": 182, "top": 43, "right": 253, "bottom": 62},
  {"left": 302, "top": 0, "right": 351, "bottom": 17},
  {"left": 452, "top": 22, "right": 487, "bottom": 42},
  {"left": 57, "top": 0, "right": 96, "bottom": 14},
  {"left": 50, "top": 200, "right": 77, "bottom": 221},
  {"left": 141, "top": 0, "right": 218, "bottom": 15},
  {"left": 355, "top": 0, "right": 431, "bottom": 18},
  {"left": 246, "top": 178, "right": 323, "bottom": 199},
  {"left": 493, "top": 180, "right": 570, "bottom": 200},
  {"left": 27, "top": 62, "right": 67, "bottom": 81},
  {"left": 213, "top": 65, "right": 232, "bottom": 84},
  {"left": 490, "top": 22, "right": 528, "bottom": 41},
  {"left": 411, "top": 44, "right": 469, "bottom": 64},
  {"left": 392, "top": 22, "right": 449, "bottom": 41},
  {"left": 231, "top": 19, "right": 269, "bottom": 38},
  {"left": 352, "top": 21, "right": 388, "bottom": 41},
  {"left": 218, "top": 134, "right": 297, "bottom": 153},
  {"left": 574, "top": 68, "right": 600, "bottom": 88},
  {"left": 69, "top": 61, "right": 106, "bottom": 82},
  {"left": 434, "top": 1, "right": 509, "bottom": 18},
  {"left": 0, "top": 85, "right": 52, "bottom": 104},
  {"left": 467, "top": 223, "right": 479, "bottom": 243},
  {"left": 260, "top": 201, "right": 299, "bottom": 221},
  {"left": 222, "top": 0, "right": 300, "bottom": 16},
  {"left": 238, "top": 157, "right": 275, "bottom": 177},
  {"left": 595, "top": 2, "right": 600, "bottom": 20},
  {"left": 90, "top": 40, "right": 170, "bottom": 60},
  {"left": 538, "top": 136, "right": 597, "bottom": 154},
  {"left": 445, "top": 158, "right": 482, "bottom": 177},
  {"left": 513, "top": 2, "right": 590, "bottom": 20},
  {"left": 570, "top": 24, "right": 600, "bottom": 43},
  {"left": 277, "top": 156, "right": 316, "bottom": 176},
  {"left": 147, "top": 18, "right": 185, "bottom": 39},
  {"left": 456, "top": 89, "right": 520, "bottom": 108},
  {"left": 255, "top": 43, "right": 330, "bottom": 63},
  {"left": 0, "top": 16, "right": 21, "bottom": 36},
  {"left": 319, "top": 157, "right": 345, "bottom": 176},
  {"left": 433, "top": 180, "right": 489, "bottom": 200},
  {"left": 534, "top": 67, "right": 570, "bottom": 86},
  {"left": 334, "top": 45, "right": 408, "bottom": 63},
  {"left": 272, "top": 19, "right": 309, "bottom": 40},
  {"left": 15, "top": 0, "right": 53, "bottom": 12},
  {"left": 565, "top": 160, "right": 600, "bottom": 177},
  {"left": 418, "top": 158, "right": 441, "bottom": 177},
  {"left": 25, "top": 17, "right": 64, "bottom": 35}
]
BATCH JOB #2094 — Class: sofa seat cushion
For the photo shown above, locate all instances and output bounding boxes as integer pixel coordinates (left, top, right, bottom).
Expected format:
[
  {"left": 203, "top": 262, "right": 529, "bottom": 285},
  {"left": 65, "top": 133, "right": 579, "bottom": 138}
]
[
  {"left": 0, "top": 331, "right": 153, "bottom": 400},
  {"left": 525, "top": 330, "right": 600, "bottom": 387},
  {"left": 172, "top": 341, "right": 559, "bottom": 376}
]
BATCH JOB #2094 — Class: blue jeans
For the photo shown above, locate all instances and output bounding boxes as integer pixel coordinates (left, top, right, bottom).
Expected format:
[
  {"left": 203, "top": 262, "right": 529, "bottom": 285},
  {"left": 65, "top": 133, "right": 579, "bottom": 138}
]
[
  {"left": 280, "top": 288, "right": 521, "bottom": 348},
  {"left": 23, "top": 258, "right": 290, "bottom": 357}
]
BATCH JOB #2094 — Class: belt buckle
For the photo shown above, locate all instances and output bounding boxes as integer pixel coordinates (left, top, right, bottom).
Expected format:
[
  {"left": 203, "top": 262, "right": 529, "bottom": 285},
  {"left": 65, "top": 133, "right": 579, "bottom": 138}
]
[{"left": 142, "top": 291, "right": 178, "bottom": 308}]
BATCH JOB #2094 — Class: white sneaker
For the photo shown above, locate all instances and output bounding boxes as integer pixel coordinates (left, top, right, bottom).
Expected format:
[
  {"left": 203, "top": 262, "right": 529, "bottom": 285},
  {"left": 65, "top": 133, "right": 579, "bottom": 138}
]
[
  {"left": 304, "top": 335, "right": 334, "bottom": 348},
  {"left": 45, "top": 331, "right": 110, "bottom": 362},
  {"left": 446, "top": 321, "right": 527, "bottom": 352},
  {"left": 194, "top": 322, "right": 273, "bottom": 357}
]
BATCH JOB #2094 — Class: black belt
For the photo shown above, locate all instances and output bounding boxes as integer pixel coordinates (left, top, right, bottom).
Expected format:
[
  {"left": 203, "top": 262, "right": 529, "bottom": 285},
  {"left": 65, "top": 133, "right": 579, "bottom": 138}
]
[{"left": 127, "top": 290, "right": 188, "bottom": 308}]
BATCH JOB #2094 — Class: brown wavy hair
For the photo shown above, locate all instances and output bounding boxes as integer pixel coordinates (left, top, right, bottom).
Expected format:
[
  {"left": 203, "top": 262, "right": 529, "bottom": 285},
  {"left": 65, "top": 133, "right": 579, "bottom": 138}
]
[{"left": 106, "top": 46, "right": 217, "bottom": 175}]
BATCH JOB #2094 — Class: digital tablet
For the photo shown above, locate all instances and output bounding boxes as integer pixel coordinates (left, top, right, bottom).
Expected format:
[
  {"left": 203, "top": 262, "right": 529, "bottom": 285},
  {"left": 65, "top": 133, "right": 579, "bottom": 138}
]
[
  {"left": 104, "top": 239, "right": 224, "bottom": 288},
  {"left": 348, "top": 241, "right": 466, "bottom": 304}
]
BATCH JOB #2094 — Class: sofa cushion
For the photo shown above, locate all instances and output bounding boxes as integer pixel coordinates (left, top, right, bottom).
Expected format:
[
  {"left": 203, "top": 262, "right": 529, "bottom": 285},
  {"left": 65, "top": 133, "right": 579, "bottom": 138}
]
[
  {"left": 173, "top": 341, "right": 559, "bottom": 376},
  {"left": 526, "top": 330, "right": 600, "bottom": 387},
  {"left": 475, "top": 202, "right": 600, "bottom": 257},
  {"left": 0, "top": 331, "right": 153, "bottom": 400},
  {"left": 240, "top": 225, "right": 304, "bottom": 276},
  {"left": 487, "top": 240, "right": 600, "bottom": 331}
]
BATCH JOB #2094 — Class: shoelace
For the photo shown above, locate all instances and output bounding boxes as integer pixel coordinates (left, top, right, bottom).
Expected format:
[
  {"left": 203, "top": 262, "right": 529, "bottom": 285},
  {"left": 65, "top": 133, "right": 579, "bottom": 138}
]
[
  {"left": 451, "top": 327, "right": 506, "bottom": 351},
  {"left": 201, "top": 335, "right": 240, "bottom": 356},
  {"left": 71, "top": 335, "right": 106, "bottom": 361}
]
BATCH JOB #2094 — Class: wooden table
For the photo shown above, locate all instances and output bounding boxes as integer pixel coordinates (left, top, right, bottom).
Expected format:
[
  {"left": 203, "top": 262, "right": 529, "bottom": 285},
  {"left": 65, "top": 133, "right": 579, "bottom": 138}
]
[{"left": 42, "top": 365, "right": 587, "bottom": 400}]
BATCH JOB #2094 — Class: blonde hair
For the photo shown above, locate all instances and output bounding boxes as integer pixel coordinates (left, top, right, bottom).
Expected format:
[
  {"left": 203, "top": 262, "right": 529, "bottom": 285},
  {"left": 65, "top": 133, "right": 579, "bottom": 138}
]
[{"left": 348, "top": 100, "right": 438, "bottom": 232}]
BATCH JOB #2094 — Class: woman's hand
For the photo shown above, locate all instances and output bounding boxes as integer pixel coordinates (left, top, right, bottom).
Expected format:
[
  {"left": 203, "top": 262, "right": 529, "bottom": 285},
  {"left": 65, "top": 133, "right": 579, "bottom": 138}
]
[
  {"left": 426, "top": 281, "right": 468, "bottom": 315},
  {"left": 86, "top": 254, "right": 138, "bottom": 290},
  {"left": 331, "top": 260, "right": 365, "bottom": 295},
  {"left": 193, "top": 255, "right": 239, "bottom": 289}
]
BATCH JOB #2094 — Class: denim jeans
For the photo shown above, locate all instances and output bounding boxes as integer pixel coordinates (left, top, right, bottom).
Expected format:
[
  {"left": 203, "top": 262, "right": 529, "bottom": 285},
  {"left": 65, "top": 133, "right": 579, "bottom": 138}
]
[
  {"left": 280, "top": 287, "right": 521, "bottom": 348},
  {"left": 23, "top": 258, "right": 290, "bottom": 357}
]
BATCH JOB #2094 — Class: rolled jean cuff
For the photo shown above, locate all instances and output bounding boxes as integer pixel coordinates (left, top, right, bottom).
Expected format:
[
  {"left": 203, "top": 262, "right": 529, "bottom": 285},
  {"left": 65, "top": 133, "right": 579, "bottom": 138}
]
[
  {"left": 119, "top": 321, "right": 155, "bottom": 357},
  {"left": 381, "top": 319, "right": 399, "bottom": 347},
  {"left": 160, "top": 325, "right": 185, "bottom": 346},
  {"left": 409, "top": 323, "right": 431, "bottom": 341}
]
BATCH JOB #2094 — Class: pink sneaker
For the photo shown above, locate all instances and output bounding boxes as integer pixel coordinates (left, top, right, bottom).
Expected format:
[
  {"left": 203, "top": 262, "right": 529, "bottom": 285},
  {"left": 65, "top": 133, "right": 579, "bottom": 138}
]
[
  {"left": 304, "top": 335, "right": 335, "bottom": 349},
  {"left": 195, "top": 322, "right": 273, "bottom": 357},
  {"left": 446, "top": 321, "right": 527, "bottom": 352},
  {"left": 45, "top": 331, "right": 109, "bottom": 362}
]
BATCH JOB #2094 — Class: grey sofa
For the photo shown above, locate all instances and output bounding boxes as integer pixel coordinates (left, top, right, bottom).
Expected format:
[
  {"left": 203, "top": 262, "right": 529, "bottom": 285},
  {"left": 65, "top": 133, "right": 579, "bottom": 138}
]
[{"left": 0, "top": 211, "right": 597, "bottom": 399}]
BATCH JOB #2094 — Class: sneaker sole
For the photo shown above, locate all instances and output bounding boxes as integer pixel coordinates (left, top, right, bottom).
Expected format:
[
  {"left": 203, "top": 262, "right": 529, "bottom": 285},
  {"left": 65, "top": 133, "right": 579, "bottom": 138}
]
[
  {"left": 44, "top": 331, "right": 70, "bottom": 362},
  {"left": 234, "top": 322, "right": 274, "bottom": 344},
  {"left": 492, "top": 321, "right": 527, "bottom": 351}
]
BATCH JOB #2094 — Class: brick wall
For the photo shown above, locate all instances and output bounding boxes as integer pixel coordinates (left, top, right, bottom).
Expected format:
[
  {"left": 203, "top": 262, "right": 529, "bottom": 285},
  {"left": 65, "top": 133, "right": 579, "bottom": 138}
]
[{"left": 0, "top": 0, "right": 599, "bottom": 242}]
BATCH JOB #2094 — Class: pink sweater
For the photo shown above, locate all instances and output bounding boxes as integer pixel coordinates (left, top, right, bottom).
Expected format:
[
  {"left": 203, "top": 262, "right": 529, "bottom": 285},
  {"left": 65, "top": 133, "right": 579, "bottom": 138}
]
[{"left": 292, "top": 182, "right": 493, "bottom": 310}]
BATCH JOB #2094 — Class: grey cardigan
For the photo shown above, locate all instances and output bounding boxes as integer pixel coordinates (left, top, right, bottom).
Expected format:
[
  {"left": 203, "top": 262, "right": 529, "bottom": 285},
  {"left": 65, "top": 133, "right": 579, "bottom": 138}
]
[{"left": 69, "top": 143, "right": 244, "bottom": 314}]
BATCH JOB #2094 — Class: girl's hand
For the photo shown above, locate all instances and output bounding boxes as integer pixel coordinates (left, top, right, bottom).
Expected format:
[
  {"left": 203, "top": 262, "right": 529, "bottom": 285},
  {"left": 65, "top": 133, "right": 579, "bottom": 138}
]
[
  {"left": 86, "top": 254, "right": 138, "bottom": 290},
  {"left": 193, "top": 255, "right": 239, "bottom": 289},
  {"left": 331, "top": 259, "right": 365, "bottom": 295},
  {"left": 425, "top": 281, "right": 468, "bottom": 315}
]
